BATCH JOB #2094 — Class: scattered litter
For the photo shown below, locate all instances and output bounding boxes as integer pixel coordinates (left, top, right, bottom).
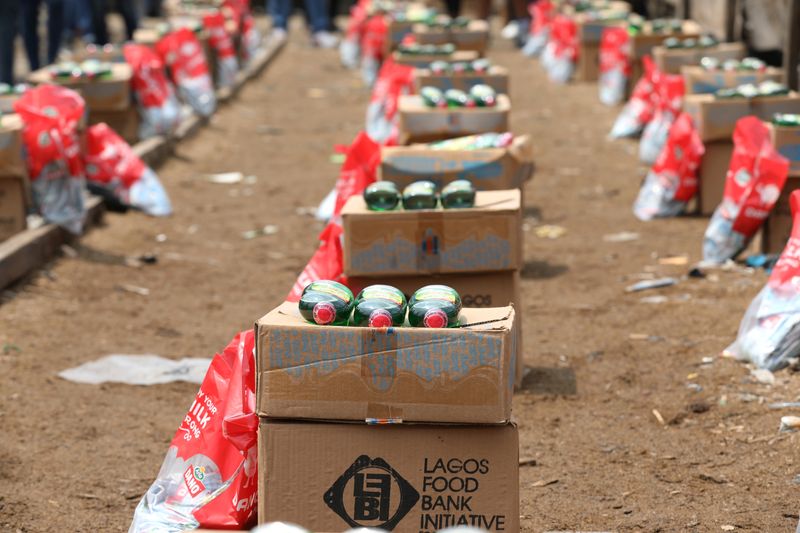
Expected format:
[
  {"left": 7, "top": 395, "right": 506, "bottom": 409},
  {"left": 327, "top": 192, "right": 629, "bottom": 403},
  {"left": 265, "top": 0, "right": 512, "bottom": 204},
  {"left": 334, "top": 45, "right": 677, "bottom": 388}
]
[
  {"left": 294, "top": 206, "right": 317, "bottom": 216},
  {"left": 534, "top": 225, "right": 566, "bottom": 239},
  {"left": 256, "top": 125, "right": 283, "bottom": 135},
  {"left": 738, "top": 393, "right": 760, "bottom": 403},
  {"left": 745, "top": 253, "right": 780, "bottom": 271},
  {"left": 751, "top": 368, "right": 776, "bottom": 385},
  {"left": 687, "top": 373, "right": 698, "bottom": 380},
  {"left": 626, "top": 277, "right": 677, "bottom": 293},
  {"left": 316, "top": 187, "right": 337, "bottom": 221},
  {"left": 640, "top": 295, "right": 668, "bottom": 304},
  {"left": 60, "top": 244, "right": 78, "bottom": 258},
  {"left": 603, "top": 231, "right": 639, "bottom": 243},
  {"left": 686, "top": 383, "right": 703, "bottom": 392},
  {"left": 689, "top": 402, "right": 710, "bottom": 414},
  {"left": 780, "top": 416, "right": 800, "bottom": 432},
  {"left": 116, "top": 284, "right": 150, "bottom": 296},
  {"left": 519, "top": 457, "right": 537, "bottom": 467},
  {"left": 330, "top": 153, "right": 346, "bottom": 164},
  {"left": 652, "top": 409, "right": 666, "bottom": 425},
  {"left": 659, "top": 255, "right": 689, "bottom": 266},
  {"left": 59, "top": 355, "right": 212, "bottom": 385},
  {"left": 721, "top": 524, "right": 735, "bottom": 531},
  {"left": 768, "top": 402, "right": 800, "bottom": 409},
  {"left": 205, "top": 172, "right": 257, "bottom": 184},
  {"left": 242, "top": 225, "right": 279, "bottom": 239},
  {"left": 629, "top": 333, "right": 663, "bottom": 342},
  {"left": 688, "top": 267, "right": 706, "bottom": 279},
  {"left": 138, "top": 254, "right": 158, "bottom": 265},
  {"left": 155, "top": 233, "right": 167, "bottom": 243},
  {"left": 701, "top": 357, "right": 715, "bottom": 365},
  {"left": 307, "top": 88, "right": 327, "bottom": 98},
  {"left": 530, "top": 478, "right": 559, "bottom": 487}
]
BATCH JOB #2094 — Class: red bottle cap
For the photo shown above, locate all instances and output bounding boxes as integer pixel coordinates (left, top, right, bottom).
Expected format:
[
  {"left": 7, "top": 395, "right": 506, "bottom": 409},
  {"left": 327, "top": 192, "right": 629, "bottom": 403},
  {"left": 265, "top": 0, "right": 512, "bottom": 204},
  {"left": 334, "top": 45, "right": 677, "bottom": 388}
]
[
  {"left": 423, "top": 308, "right": 448, "bottom": 328},
  {"left": 368, "top": 309, "right": 393, "bottom": 328},
  {"left": 312, "top": 302, "right": 336, "bottom": 325}
]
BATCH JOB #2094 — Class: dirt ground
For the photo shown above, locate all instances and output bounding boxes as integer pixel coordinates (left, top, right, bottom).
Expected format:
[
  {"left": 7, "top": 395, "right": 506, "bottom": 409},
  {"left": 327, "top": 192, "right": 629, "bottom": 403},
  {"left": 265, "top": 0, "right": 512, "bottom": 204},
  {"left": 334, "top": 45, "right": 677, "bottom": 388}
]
[{"left": 1, "top": 21, "right": 800, "bottom": 533}]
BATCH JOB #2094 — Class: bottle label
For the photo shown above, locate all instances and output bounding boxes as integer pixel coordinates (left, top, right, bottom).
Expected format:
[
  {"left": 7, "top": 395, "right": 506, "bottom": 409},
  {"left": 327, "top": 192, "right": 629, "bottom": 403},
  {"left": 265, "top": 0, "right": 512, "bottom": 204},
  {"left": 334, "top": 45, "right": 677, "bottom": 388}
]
[
  {"left": 414, "top": 286, "right": 457, "bottom": 303},
  {"left": 362, "top": 286, "right": 405, "bottom": 305},
  {"left": 307, "top": 281, "right": 353, "bottom": 303}
]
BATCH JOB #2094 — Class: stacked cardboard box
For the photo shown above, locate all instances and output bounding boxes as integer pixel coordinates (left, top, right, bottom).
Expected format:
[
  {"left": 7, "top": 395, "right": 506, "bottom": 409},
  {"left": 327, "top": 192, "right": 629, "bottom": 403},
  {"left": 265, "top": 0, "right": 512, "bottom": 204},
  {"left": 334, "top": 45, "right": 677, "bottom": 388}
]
[
  {"left": 393, "top": 49, "right": 479, "bottom": 69},
  {"left": 762, "top": 122, "right": 800, "bottom": 253},
  {"left": 412, "top": 20, "right": 490, "bottom": 55},
  {"left": 0, "top": 114, "right": 29, "bottom": 242},
  {"left": 682, "top": 64, "right": 785, "bottom": 95},
  {"left": 255, "top": 303, "right": 520, "bottom": 531},
  {"left": 570, "top": 3, "right": 631, "bottom": 83},
  {"left": 413, "top": 65, "right": 510, "bottom": 94},
  {"left": 625, "top": 20, "right": 702, "bottom": 96},
  {"left": 653, "top": 42, "right": 745, "bottom": 75},
  {"left": 397, "top": 93, "right": 510, "bottom": 143}
]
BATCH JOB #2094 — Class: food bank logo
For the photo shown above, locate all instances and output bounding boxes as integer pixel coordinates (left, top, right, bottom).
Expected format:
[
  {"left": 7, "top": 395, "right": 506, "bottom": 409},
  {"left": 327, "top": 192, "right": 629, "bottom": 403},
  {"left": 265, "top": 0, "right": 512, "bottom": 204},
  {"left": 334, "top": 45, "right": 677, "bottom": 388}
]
[{"left": 324, "top": 455, "right": 419, "bottom": 530}]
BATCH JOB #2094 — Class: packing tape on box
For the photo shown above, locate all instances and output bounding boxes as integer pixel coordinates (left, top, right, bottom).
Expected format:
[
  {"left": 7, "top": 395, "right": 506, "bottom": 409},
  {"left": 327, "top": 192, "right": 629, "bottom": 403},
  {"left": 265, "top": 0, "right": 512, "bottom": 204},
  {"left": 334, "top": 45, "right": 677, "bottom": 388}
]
[
  {"left": 415, "top": 211, "right": 444, "bottom": 272},
  {"left": 360, "top": 327, "right": 404, "bottom": 423}
]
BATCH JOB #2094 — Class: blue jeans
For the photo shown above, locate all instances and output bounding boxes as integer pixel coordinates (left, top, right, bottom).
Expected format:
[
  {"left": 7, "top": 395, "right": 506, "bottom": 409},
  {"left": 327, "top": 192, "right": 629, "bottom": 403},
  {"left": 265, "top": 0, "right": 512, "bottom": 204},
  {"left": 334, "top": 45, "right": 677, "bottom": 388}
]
[
  {"left": 0, "top": 0, "right": 19, "bottom": 84},
  {"left": 268, "top": 0, "right": 330, "bottom": 33},
  {"left": 21, "top": 0, "right": 65, "bottom": 71},
  {"left": 63, "top": 0, "right": 93, "bottom": 42}
]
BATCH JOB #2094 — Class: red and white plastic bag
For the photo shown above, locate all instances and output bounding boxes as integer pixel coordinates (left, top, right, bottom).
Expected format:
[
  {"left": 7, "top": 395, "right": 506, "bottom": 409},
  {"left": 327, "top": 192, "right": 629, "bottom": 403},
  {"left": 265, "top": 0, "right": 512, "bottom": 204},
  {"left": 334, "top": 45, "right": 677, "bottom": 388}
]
[
  {"left": 542, "top": 15, "right": 577, "bottom": 84},
  {"left": 14, "top": 85, "right": 86, "bottom": 234},
  {"left": 724, "top": 190, "right": 800, "bottom": 370},
  {"left": 340, "top": 0, "right": 369, "bottom": 68},
  {"left": 124, "top": 44, "right": 182, "bottom": 139},
  {"left": 598, "top": 26, "right": 630, "bottom": 106},
  {"left": 203, "top": 11, "right": 239, "bottom": 89},
  {"left": 84, "top": 123, "right": 172, "bottom": 216},
  {"left": 156, "top": 28, "right": 217, "bottom": 117},
  {"left": 703, "top": 116, "right": 790, "bottom": 263},
  {"left": 241, "top": 13, "right": 263, "bottom": 64},
  {"left": 633, "top": 113, "right": 704, "bottom": 220},
  {"left": 609, "top": 55, "right": 658, "bottom": 139},
  {"left": 360, "top": 14, "right": 388, "bottom": 86},
  {"left": 523, "top": 0, "right": 554, "bottom": 57},
  {"left": 365, "top": 58, "right": 414, "bottom": 145},
  {"left": 129, "top": 330, "right": 259, "bottom": 532},
  {"left": 639, "top": 71, "right": 684, "bottom": 164}
]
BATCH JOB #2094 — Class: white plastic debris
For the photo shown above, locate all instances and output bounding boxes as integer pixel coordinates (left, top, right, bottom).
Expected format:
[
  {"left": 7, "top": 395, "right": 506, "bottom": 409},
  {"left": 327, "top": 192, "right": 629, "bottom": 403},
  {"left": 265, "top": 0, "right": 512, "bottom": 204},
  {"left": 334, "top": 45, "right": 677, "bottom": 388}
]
[{"left": 58, "top": 355, "right": 211, "bottom": 385}]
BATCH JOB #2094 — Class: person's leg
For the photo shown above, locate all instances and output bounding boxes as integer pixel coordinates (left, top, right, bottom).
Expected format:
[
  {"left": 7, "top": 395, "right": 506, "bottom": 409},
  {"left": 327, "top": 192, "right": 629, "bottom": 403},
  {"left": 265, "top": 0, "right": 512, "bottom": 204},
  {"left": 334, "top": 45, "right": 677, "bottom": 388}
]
[
  {"left": 146, "top": 0, "right": 163, "bottom": 18},
  {"left": 118, "top": 0, "right": 139, "bottom": 40},
  {"left": 46, "top": 0, "right": 65, "bottom": 64},
  {"left": 476, "top": 0, "right": 491, "bottom": 20},
  {"left": 20, "top": 0, "right": 41, "bottom": 71},
  {"left": 90, "top": 0, "right": 109, "bottom": 44},
  {"left": 0, "top": 0, "right": 19, "bottom": 84},
  {"left": 304, "top": 0, "right": 331, "bottom": 34},
  {"left": 445, "top": 0, "right": 460, "bottom": 18},
  {"left": 268, "top": 0, "right": 291, "bottom": 30}
]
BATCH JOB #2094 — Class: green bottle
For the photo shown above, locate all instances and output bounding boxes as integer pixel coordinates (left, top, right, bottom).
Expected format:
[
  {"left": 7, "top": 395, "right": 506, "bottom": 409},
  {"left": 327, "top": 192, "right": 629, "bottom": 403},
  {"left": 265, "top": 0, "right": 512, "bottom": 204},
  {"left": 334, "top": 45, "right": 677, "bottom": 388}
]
[
  {"left": 774, "top": 113, "right": 800, "bottom": 127},
  {"left": 440, "top": 179, "right": 476, "bottom": 208},
  {"left": 471, "top": 58, "right": 491, "bottom": 73},
  {"left": 402, "top": 180, "right": 438, "bottom": 210},
  {"left": 352, "top": 285, "right": 408, "bottom": 327},
  {"left": 741, "top": 57, "right": 766, "bottom": 71},
  {"left": 445, "top": 88, "right": 470, "bottom": 107},
  {"left": 298, "top": 280, "right": 354, "bottom": 326},
  {"left": 700, "top": 56, "right": 720, "bottom": 70},
  {"left": 364, "top": 181, "right": 401, "bottom": 211},
  {"left": 759, "top": 81, "right": 789, "bottom": 97},
  {"left": 451, "top": 16, "right": 470, "bottom": 28},
  {"left": 698, "top": 34, "right": 718, "bottom": 48},
  {"left": 428, "top": 132, "right": 514, "bottom": 150},
  {"left": 430, "top": 60, "right": 450, "bottom": 74},
  {"left": 451, "top": 61, "right": 469, "bottom": 73},
  {"left": 663, "top": 37, "right": 681, "bottom": 49},
  {"left": 421, "top": 86, "right": 446, "bottom": 107},
  {"left": 408, "top": 285, "right": 462, "bottom": 328},
  {"left": 469, "top": 84, "right": 497, "bottom": 107},
  {"left": 681, "top": 37, "right": 697, "bottom": 48}
]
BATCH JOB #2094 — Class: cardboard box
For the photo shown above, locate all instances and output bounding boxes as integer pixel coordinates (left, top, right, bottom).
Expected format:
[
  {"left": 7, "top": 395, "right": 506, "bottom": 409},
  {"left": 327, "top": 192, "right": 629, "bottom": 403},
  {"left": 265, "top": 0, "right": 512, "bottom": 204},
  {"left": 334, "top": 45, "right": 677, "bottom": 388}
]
[
  {"left": 412, "top": 20, "right": 490, "bottom": 54},
  {"left": 380, "top": 134, "right": 533, "bottom": 190},
  {"left": 398, "top": 94, "right": 510, "bottom": 144},
  {"left": 384, "top": 19, "right": 417, "bottom": 56},
  {"left": 393, "top": 50, "right": 479, "bottom": 69},
  {"left": 0, "top": 114, "right": 27, "bottom": 180},
  {"left": 0, "top": 177, "right": 27, "bottom": 241},
  {"left": 653, "top": 42, "right": 745, "bottom": 75},
  {"left": 762, "top": 175, "right": 800, "bottom": 254},
  {"left": 575, "top": 42, "right": 600, "bottom": 82},
  {"left": 258, "top": 421, "right": 520, "bottom": 533},
  {"left": 413, "top": 65, "right": 510, "bottom": 94},
  {"left": 255, "top": 303, "right": 516, "bottom": 423},
  {"left": 576, "top": 16, "right": 627, "bottom": 46},
  {"left": 769, "top": 122, "right": 800, "bottom": 175},
  {"left": 682, "top": 65, "right": 785, "bottom": 95},
  {"left": 88, "top": 107, "right": 141, "bottom": 145},
  {"left": 343, "top": 189, "right": 522, "bottom": 277},
  {"left": 28, "top": 63, "right": 133, "bottom": 112},
  {"left": 698, "top": 141, "right": 733, "bottom": 216},
  {"left": 0, "top": 93, "right": 21, "bottom": 114},
  {"left": 683, "top": 92, "right": 800, "bottom": 143}
]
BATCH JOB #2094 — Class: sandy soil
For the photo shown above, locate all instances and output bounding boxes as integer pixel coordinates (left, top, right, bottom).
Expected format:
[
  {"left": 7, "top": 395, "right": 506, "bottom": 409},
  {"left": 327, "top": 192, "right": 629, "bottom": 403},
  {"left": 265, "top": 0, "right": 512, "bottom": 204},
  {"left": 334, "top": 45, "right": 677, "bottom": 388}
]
[{"left": 1, "top": 22, "right": 799, "bottom": 533}]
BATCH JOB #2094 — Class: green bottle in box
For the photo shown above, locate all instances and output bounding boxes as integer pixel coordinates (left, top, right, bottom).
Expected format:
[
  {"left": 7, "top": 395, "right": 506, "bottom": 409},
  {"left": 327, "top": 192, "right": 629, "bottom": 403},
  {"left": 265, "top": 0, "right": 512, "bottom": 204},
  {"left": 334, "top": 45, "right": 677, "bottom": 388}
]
[
  {"left": 408, "top": 285, "right": 462, "bottom": 328},
  {"left": 352, "top": 285, "right": 408, "bottom": 327},
  {"left": 402, "top": 180, "right": 438, "bottom": 210},
  {"left": 298, "top": 280, "right": 354, "bottom": 326},
  {"left": 445, "top": 88, "right": 470, "bottom": 107},
  {"left": 364, "top": 181, "right": 401, "bottom": 211},
  {"left": 469, "top": 84, "right": 497, "bottom": 107},
  {"left": 774, "top": 113, "right": 800, "bottom": 127},
  {"left": 440, "top": 179, "right": 476, "bottom": 209},
  {"left": 421, "top": 86, "right": 446, "bottom": 107}
]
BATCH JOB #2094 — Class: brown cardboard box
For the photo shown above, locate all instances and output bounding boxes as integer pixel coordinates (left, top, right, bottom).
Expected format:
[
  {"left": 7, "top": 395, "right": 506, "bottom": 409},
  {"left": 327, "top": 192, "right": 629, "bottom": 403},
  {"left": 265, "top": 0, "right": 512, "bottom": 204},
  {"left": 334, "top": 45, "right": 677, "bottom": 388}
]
[
  {"left": 575, "top": 42, "right": 600, "bottom": 82},
  {"left": 682, "top": 65, "right": 785, "bottom": 95},
  {"left": 683, "top": 92, "right": 800, "bottom": 143},
  {"left": 342, "top": 189, "right": 522, "bottom": 277},
  {"left": 0, "top": 177, "right": 27, "bottom": 241},
  {"left": 0, "top": 93, "right": 21, "bottom": 114},
  {"left": 653, "top": 42, "right": 745, "bottom": 75},
  {"left": 380, "top": 134, "right": 533, "bottom": 190},
  {"left": 393, "top": 50, "right": 480, "bottom": 69},
  {"left": 258, "top": 421, "right": 520, "bottom": 532},
  {"left": 384, "top": 19, "right": 416, "bottom": 56},
  {"left": 255, "top": 303, "right": 516, "bottom": 424},
  {"left": 88, "top": 107, "right": 141, "bottom": 145},
  {"left": 0, "top": 114, "right": 27, "bottom": 179},
  {"left": 575, "top": 16, "right": 627, "bottom": 46},
  {"left": 698, "top": 141, "right": 733, "bottom": 216},
  {"left": 762, "top": 174, "right": 800, "bottom": 254},
  {"left": 398, "top": 94, "right": 510, "bottom": 144},
  {"left": 769, "top": 123, "right": 800, "bottom": 175},
  {"left": 28, "top": 63, "right": 133, "bottom": 112},
  {"left": 412, "top": 20, "right": 490, "bottom": 54},
  {"left": 413, "top": 65, "right": 510, "bottom": 95}
]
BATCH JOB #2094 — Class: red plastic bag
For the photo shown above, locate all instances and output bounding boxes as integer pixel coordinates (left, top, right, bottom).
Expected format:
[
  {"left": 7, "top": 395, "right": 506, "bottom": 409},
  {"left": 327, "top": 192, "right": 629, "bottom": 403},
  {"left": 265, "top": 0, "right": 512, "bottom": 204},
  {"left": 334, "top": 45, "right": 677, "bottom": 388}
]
[
  {"left": 365, "top": 58, "right": 414, "bottom": 144},
  {"left": 14, "top": 84, "right": 86, "bottom": 234},
  {"left": 84, "top": 123, "right": 172, "bottom": 216},
  {"left": 598, "top": 26, "right": 630, "bottom": 106},
  {"left": 203, "top": 11, "right": 239, "bottom": 88},
  {"left": 610, "top": 55, "right": 659, "bottom": 138},
  {"left": 703, "top": 116, "right": 790, "bottom": 263},
  {"left": 542, "top": 15, "right": 578, "bottom": 83},
  {"left": 523, "top": 0, "right": 554, "bottom": 57},
  {"left": 340, "top": 0, "right": 370, "bottom": 68},
  {"left": 633, "top": 113, "right": 705, "bottom": 219},
  {"left": 240, "top": 13, "right": 263, "bottom": 64},
  {"left": 156, "top": 28, "right": 217, "bottom": 117},
  {"left": 639, "top": 71, "right": 684, "bottom": 164},
  {"left": 360, "top": 14, "right": 388, "bottom": 85},
  {"left": 123, "top": 44, "right": 181, "bottom": 139},
  {"left": 129, "top": 330, "right": 259, "bottom": 531}
]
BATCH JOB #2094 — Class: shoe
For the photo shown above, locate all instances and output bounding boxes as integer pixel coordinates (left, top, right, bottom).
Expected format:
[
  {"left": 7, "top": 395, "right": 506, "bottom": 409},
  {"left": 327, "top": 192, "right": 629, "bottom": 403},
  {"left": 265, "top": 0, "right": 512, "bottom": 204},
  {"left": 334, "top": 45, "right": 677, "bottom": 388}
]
[
  {"left": 500, "top": 20, "right": 520, "bottom": 40},
  {"left": 270, "top": 28, "right": 288, "bottom": 43},
  {"left": 312, "top": 31, "right": 339, "bottom": 49}
]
